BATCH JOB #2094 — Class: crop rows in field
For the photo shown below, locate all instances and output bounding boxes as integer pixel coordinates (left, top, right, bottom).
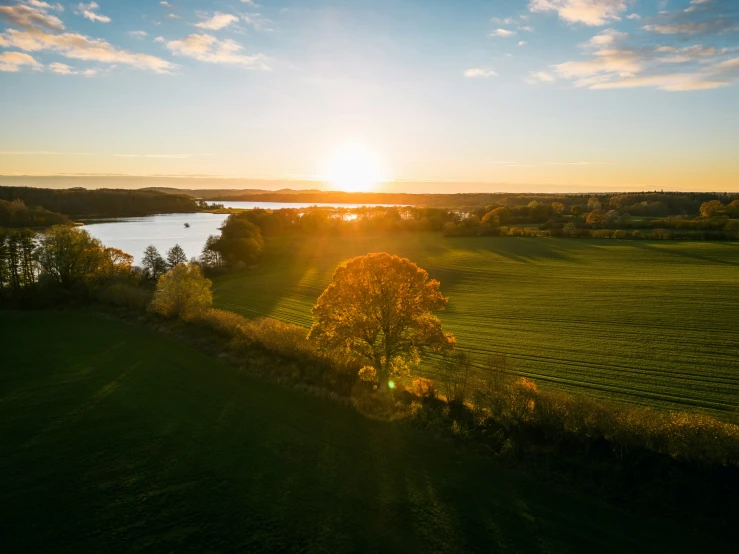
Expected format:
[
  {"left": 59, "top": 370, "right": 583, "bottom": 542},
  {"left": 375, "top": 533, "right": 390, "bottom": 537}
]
[{"left": 213, "top": 235, "right": 739, "bottom": 414}]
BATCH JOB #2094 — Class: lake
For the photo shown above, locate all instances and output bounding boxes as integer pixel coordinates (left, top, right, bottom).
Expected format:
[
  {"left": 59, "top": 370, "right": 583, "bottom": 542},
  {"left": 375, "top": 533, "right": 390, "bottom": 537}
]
[
  {"left": 82, "top": 201, "right": 401, "bottom": 265},
  {"left": 83, "top": 212, "right": 228, "bottom": 265}
]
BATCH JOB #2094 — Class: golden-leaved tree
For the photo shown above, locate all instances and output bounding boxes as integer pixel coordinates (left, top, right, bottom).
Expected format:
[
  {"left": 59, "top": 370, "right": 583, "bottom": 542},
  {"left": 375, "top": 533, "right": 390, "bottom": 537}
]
[
  {"left": 308, "top": 252, "right": 455, "bottom": 391},
  {"left": 150, "top": 263, "right": 212, "bottom": 320}
]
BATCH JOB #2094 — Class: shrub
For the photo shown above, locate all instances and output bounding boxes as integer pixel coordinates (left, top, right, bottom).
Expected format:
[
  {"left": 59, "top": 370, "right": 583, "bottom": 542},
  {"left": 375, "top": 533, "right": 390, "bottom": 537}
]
[
  {"left": 195, "top": 308, "right": 249, "bottom": 337},
  {"left": 412, "top": 378, "right": 437, "bottom": 399},
  {"left": 150, "top": 263, "right": 212, "bottom": 321},
  {"left": 96, "top": 282, "right": 152, "bottom": 311}
]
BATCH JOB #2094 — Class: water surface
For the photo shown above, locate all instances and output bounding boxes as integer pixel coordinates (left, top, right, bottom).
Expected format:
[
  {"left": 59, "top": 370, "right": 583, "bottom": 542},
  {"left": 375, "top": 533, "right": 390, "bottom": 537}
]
[
  {"left": 83, "top": 212, "right": 228, "bottom": 265},
  {"left": 83, "top": 201, "right": 402, "bottom": 264}
]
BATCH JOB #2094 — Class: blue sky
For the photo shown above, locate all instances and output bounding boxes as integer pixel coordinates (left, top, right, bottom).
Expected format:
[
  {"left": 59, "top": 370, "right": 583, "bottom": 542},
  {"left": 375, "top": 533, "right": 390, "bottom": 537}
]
[{"left": 1, "top": 0, "right": 738, "bottom": 191}]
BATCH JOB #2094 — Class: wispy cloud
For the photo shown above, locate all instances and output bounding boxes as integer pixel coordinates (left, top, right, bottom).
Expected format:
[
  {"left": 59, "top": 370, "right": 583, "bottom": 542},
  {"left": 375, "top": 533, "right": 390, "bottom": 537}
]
[
  {"left": 642, "top": 0, "right": 739, "bottom": 35},
  {"left": 49, "top": 61, "right": 96, "bottom": 75},
  {"left": 0, "top": 51, "right": 41, "bottom": 72},
  {"left": 490, "top": 28, "right": 515, "bottom": 37},
  {"left": 115, "top": 153, "right": 195, "bottom": 159},
  {"left": 529, "top": 0, "right": 630, "bottom": 26},
  {"left": 194, "top": 12, "right": 239, "bottom": 31},
  {"left": 166, "top": 33, "right": 270, "bottom": 69},
  {"left": 464, "top": 68, "right": 498, "bottom": 78},
  {"left": 241, "top": 13, "right": 272, "bottom": 31},
  {"left": 526, "top": 70, "right": 556, "bottom": 84},
  {"left": 77, "top": 2, "right": 110, "bottom": 24},
  {"left": 0, "top": 28, "right": 175, "bottom": 73},
  {"left": 545, "top": 161, "right": 614, "bottom": 165},
  {"left": 0, "top": 150, "right": 94, "bottom": 155},
  {"left": 128, "top": 30, "right": 147, "bottom": 39},
  {"left": 545, "top": 27, "right": 739, "bottom": 91},
  {"left": 0, "top": 1, "right": 65, "bottom": 31}
]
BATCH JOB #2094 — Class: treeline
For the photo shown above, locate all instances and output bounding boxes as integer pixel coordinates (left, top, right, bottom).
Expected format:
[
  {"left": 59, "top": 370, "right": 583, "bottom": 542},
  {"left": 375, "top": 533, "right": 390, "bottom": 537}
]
[
  {"left": 0, "top": 187, "right": 203, "bottom": 218},
  {"left": 220, "top": 197, "right": 739, "bottom": 243},
  {"left": 444, "top": 222, "right": 737, "bottom": 241},
  {"left": 0, "top": 199, "right": 68, "bottom": 228},
  {"left": 219, "top": 207, "right": 457, "bottom": 238},
  {"left": 199, "top": 190, "right": 739, "bottom": 214},
  {"left": 0, "top": 225, "right": 137, "bottom": 304},
  {"left": 439, "top": 197, "right": 739, "bottom": 240}
]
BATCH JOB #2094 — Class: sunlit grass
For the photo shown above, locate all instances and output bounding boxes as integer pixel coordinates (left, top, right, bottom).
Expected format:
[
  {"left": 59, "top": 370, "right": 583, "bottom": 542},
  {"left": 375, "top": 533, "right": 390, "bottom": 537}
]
[
  {"left": 213, "top": 235, "right": 739, "bottom": 414},
  {"left": 0, "top": 310, "right": 730, "bottom": 552}
]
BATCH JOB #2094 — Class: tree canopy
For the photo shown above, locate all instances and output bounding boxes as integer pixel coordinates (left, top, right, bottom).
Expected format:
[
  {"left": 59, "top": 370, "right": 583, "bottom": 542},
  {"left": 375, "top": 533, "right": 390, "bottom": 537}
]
[
  {"left": 166, "top": 244, "right": 188, "bottom": 268},
  {"left": 150, "top": 263, "right": 212, "bottom": 320},
  {"left": 36, "top": 225, "right": 133, "bottom": 289},
  {"left": 308, "top": 253, "right": 455, "bottom": 390},
  {"left": 212, "top": 214, "right": 264, "bottom": 266},
  {"left": 142, "top": 245, "right": 167, "bottom": 280}
]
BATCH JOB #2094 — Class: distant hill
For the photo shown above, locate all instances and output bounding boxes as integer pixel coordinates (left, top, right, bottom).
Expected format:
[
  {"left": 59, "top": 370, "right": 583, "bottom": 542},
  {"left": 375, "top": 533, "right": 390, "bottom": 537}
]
[{"left": 0, "top": 186, "right": 200, "bottom": 218}]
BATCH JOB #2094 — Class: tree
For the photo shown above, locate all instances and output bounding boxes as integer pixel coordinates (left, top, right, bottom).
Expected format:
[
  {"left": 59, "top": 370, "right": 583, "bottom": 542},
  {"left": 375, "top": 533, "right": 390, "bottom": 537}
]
[
  {"left": 551, "top": 202, "right": 565, "bottom": 214},
  {"left": 142, "top": 245, "right": 167, "bottom": 280},
  {"left": 482, "top": 207, "right": 511, "bottom": 225},
  {"left": 99, "top": 247, "right": 134, "bottom": 280},
  {"left": 36, "top": 225, "right": 105, "bottom": 288},
  {"left": 200, "top": 235, "right": 223, "bottom": 268},
  {"left": 0, "top": 228, "right": 10, "bottom": 294},
  {"left": 570, "top": 204, "right": 584, "bottom": 216},
  {"left": 587, "top": 197, "right": 602, "bottom": 211},
  {"left": 528, "top": 202, "right": 550, "bottom": 223},
  {"left": 308, "top": 253, "right": 455, "bottom": 391},
  {"left": 166, "top": 244, "right": 188, "bottom": 268},
  {"left": 36, "top": 225, "right": 133, "bottom": 290},
  {"left": 586, "top": 210, "right": 607, "bottom": 226},
  {"left": 700, "top": 200, "right": 725, "bottom": 218},
  {"left": 150, "top": 263, "right": 212, "bottom": 320},
  {"left": 212, "top": 214, "right": 264, "bottom": 266},
  {"left": 727, "top": 200, "right": 739, "bottom": 218}
]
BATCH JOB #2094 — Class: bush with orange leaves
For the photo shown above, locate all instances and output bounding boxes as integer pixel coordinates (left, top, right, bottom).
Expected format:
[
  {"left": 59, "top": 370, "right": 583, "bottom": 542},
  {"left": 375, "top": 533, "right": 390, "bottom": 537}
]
[{"left": 412, "top": 378, "right": 437, "bottom": 399}]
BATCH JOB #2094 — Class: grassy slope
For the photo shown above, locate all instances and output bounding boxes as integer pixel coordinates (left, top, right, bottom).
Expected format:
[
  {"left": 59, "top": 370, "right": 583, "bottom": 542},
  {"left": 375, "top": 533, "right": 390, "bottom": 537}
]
[
  {"left": 0, "top": 310, "right": 730, "bottom": 553},
  {"left": 213, "top": 235, "right": 739, "bottom": 414}
]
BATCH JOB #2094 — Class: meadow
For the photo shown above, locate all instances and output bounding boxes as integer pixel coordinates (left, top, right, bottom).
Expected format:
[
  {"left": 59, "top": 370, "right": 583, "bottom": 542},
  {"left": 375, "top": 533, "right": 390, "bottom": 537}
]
[
  {"left": 1, "top": 310, "right": 733, "bottom": 553},
  {"left": 213, "top": 235, "right": 739, "bottom": 415}
]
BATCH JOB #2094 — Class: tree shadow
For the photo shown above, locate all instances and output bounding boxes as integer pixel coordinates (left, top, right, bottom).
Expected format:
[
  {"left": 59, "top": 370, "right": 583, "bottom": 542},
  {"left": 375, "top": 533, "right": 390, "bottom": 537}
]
[{"left": 628, "top": 241, "right": 739, "bottom": 267}]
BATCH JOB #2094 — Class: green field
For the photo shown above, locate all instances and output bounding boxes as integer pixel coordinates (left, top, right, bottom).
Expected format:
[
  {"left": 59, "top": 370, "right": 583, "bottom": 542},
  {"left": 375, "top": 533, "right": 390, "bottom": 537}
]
[
  {"left": 1, "top": 310, "right": 732, "bottom": 552},
  {"left": 213, "top": 235, "right": 739, "bottom": 414}
]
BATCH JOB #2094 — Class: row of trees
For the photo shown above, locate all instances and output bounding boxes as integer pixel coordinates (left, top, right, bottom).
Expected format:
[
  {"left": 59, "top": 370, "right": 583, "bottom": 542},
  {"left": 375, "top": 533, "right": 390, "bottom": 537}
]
[
  {"left": 1, "top": 211, "right": 266, "bottom": 301},
  {"left": 141, "top": 244, "right": 188, "bottom": 280},
  {"left": 700, "top": 199, "right": 739, "bottom": 219},
  {"left": 0, "top": 199, "right": 68, "bottom": 228},
  {"left": 0, "top": 187, "right": 202, "bottom": 218},
  {"left": 0, "top": 225, "right": 136, "bottom": 299},
  {"left": 227, "top": 207, "right": 457, "bottom": 237}
]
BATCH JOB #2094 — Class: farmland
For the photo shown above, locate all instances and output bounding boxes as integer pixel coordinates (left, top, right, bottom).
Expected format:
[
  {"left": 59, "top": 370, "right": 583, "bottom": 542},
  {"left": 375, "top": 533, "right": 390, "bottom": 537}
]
[
  {"left": 1, "top": 310, "right": 732, "bottom": 553},
  {"left": 213, "top": 235, "right": 739, "bottom": 415}
]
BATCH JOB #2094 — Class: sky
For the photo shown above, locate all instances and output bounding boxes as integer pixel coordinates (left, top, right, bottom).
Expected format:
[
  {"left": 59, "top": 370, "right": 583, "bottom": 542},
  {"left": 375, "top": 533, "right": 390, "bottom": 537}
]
[{"left": 1, "top": 0, "right": 738, "bottom": 192}]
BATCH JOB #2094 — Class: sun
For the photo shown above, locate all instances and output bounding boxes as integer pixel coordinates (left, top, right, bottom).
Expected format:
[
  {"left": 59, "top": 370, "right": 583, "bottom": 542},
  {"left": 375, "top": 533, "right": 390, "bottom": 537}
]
[{"left": 323, "top": 144, "right": 389, "bottom": 193}]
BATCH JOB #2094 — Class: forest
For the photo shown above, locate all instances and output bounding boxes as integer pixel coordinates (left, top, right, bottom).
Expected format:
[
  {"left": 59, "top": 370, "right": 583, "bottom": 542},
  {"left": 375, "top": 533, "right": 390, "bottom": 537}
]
[{"left": 0, "top": 187, "right": 203, "bottom": 219}]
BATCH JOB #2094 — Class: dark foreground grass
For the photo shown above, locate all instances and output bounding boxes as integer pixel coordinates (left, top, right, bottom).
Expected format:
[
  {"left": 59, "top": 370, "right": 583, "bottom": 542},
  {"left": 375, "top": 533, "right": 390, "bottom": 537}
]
[
  {"left": 213, "top": 235, "right": 739, "bottom": 415},
  {"left": 0, "top": 310, "right": 732, "bottom": 552}
]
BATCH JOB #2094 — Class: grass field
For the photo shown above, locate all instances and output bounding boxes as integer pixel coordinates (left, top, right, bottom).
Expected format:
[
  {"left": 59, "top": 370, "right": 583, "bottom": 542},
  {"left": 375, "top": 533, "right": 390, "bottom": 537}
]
[
  {"left": 213, "top": 235, "right": 739, "bottom": 415},
  {"left": 1, "top": 310, "right": 732, "bottom": 552}
]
